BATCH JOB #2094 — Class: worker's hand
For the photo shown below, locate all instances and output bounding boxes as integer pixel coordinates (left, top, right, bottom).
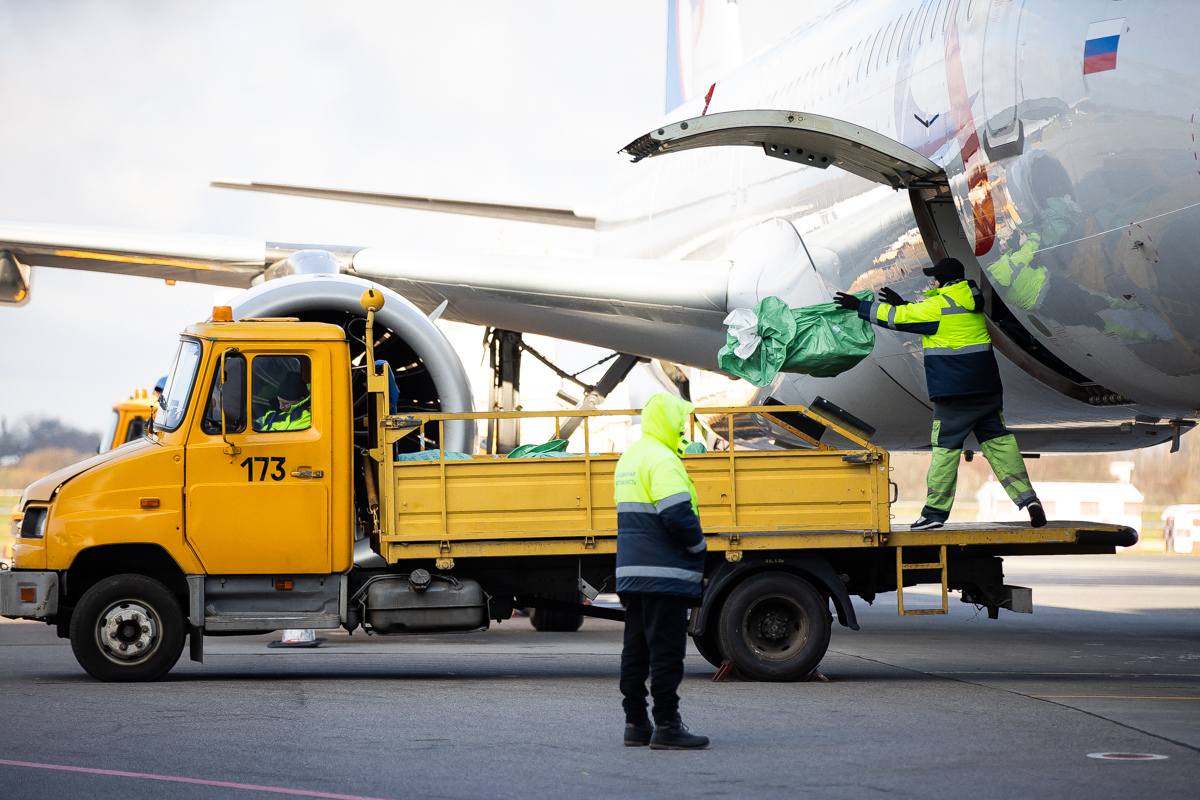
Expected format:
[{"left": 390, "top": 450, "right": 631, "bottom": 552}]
[
  {"left": 878, "top": 286, "right": 908, "bottom": 306},
  {"left": 833, "top": 292, "right": 861, "bottom": 312}
]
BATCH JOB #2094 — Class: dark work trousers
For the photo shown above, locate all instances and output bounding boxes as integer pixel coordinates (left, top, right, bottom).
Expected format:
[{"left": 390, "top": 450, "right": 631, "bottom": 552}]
[
  {"left": 923, "top": 394, "right": 1036, "bottom": 522},
  {"left": 619, "top": 592, "right": 691, "bottom": 725}
]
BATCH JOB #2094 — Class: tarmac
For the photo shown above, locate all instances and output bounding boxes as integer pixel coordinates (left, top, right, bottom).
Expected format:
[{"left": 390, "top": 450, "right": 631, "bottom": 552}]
[{"left": 0, "top": 554, "right": 1197, "bottom": 799}]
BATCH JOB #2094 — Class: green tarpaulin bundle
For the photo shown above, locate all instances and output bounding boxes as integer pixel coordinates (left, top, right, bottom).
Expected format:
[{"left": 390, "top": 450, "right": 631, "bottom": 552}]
[{"left": 717, "top": 292, "right": 875, "bottom": 387}]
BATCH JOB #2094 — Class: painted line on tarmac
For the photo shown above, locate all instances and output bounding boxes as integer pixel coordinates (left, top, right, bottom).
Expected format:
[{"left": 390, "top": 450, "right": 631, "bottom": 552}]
[
  {"left": 0, "top": 759, "right": 393, "bottom": 800},
  {"left": 1032, "top": 695, "right": 1200, "bottom": 700},
  {"left": 939, "top": 671, "right": 1200, "bottom": 677}
]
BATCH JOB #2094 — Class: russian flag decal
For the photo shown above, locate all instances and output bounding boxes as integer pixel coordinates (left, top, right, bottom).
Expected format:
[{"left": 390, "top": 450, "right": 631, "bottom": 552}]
[{"left": 1084, "top": 18, "right": 1125, "bottom": 74}]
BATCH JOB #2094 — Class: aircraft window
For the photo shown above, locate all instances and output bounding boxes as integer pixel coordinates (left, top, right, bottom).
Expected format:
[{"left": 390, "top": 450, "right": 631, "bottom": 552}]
[
  {"left": 966, "top": 0, "right": 976, "bottom": 20},
  {"left": 834, "top": 52, "right": 844, "bottom": 91},
  {"left": 864, "top": 30, "right": 880, "bottom": 76},
  {"left": 930, "top": 0, "right": 945, "bottom": 40},
  {"left": 885, "top": 17, "right": 901, "bottom": 65},
  {"left": 154, "top": 338, "right": 202, "bottom": 432},
  {"left": 896, "top": 10, "right": 913, "bottom": 61},
  {"left": 941, "top": 0, "right": 951, "bottom": 33},
  {"left": 850, "top": 41, "right": 862, "bottom": 84},
  {"left": 911, "top": 1, "right": 929, "bottom": 51},
  {"left": 252, "top": 355, "right": 312, "bottom": 433},
  {"left": 876, "top": 22, "right": 893, "bottom": 70}
]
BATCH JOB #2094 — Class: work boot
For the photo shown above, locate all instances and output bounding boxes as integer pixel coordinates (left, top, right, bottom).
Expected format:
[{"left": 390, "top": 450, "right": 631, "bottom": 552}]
[
  {"left": 1027, "top": 501, "right": 1047, "bottom": 528},
  {"left": 623, "top": 721, "right": 653, "bottom": 747},
  {"left": 910, "top": 515, "right": 944, "bottom": 531},
  {"left": 650, "top": 714, "right": 709, "bottom": 750}
]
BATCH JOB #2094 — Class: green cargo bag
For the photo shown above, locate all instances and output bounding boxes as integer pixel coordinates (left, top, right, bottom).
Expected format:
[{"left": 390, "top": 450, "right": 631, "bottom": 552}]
[{"left": 717, "top": 292, "right": 875, "bottom": 387}]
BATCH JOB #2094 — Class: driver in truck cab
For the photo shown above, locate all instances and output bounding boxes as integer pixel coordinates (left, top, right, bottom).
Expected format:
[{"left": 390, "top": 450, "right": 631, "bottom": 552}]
[{"left": 255, "top": 371, "right": 311, "bottom": 432}]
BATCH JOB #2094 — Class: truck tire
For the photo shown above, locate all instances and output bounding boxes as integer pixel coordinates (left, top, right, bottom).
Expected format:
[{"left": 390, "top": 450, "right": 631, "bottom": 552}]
[
  {"left": 529, "top": 592, "right": 584, "bottom": 632},
  {"left": 70, "top": 574, "right": 186, "bottom": 682},
  {"left": 690, "top": 626, "right": 725, "bottom": 669},
  {"left": 716, "top": 571, "right": 830, "bottom": 682}
]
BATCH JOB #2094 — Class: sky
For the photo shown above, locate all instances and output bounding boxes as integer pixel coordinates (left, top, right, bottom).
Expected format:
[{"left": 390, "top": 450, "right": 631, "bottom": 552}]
[{"left": 0, "top": 0, "right": 825, "bottom": 431}]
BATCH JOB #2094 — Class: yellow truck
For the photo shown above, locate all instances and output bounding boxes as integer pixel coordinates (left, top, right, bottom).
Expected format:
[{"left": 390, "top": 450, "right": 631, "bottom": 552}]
[
  {"left": 98, "top": 389, "right": 158, "bottom": 454},
  {"left": 0, "top": 293, "right": 1136, "bottom": 682}
]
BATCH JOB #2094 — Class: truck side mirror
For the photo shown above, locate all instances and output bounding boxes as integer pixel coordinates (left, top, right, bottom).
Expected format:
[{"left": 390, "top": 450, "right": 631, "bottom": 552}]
[{"left": 220, "top": 352, "right": 247, "bottom": 434}]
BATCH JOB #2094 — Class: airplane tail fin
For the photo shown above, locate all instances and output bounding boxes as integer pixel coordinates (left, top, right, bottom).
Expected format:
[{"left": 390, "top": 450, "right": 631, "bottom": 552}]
[{"left": 665, "top": 0, "right": 743, "bottom": 113}]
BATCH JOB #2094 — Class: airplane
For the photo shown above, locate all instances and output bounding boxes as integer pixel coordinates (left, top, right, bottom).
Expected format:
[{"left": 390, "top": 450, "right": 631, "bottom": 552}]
[{"left": 1, "top": 0, "right": 1197, "bottom": 457}]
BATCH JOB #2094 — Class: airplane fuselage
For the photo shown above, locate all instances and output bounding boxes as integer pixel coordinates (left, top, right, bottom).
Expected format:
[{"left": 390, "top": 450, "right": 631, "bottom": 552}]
[{"left": 593, "top": 0, "right": 1200, "bottom": 449}]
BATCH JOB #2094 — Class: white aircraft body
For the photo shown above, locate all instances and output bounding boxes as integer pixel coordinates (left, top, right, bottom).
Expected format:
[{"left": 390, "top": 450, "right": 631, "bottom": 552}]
[{"left": 1, "top": 0, "right": 1197, "bottom": 453}]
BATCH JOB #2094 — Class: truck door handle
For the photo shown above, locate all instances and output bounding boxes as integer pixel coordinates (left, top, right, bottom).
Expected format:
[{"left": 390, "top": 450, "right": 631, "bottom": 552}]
[{"left": 291, "top": 468, "right": 324, "bottom": 479}]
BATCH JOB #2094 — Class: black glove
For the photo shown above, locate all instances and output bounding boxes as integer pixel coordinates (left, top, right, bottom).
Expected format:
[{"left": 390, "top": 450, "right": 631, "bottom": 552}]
[
  {"left": 878, "top": 286, "right": 908, "bottom": 306},
  {"left": 833, "top": 292, "right": 861, "bottom": 312}
]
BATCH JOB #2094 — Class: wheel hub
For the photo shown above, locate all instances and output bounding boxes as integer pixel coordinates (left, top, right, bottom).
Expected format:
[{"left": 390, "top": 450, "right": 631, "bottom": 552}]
[
  {"left": 757, "top": 611, "right": 791, "bottom": 642},
  {"left": 98, "top": 602, "right": 158, "bottom": 662}
]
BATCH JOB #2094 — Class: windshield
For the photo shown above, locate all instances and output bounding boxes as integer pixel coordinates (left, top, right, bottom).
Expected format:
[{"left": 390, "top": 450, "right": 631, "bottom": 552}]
[
  {"left": 98, "top": 410, "right": 120, "bottom": 454},
  {"left": 154, "top": 339, "right": 203, "bottom": 431}
]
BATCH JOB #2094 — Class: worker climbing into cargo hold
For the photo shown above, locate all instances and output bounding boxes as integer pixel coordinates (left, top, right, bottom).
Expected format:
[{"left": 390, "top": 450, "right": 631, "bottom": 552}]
[
  {"left": 614, "top": 392, "right": 710, "bottom": 751},
  {"left": 834, "top": 258, "right": 1046, "bottom": 532}
]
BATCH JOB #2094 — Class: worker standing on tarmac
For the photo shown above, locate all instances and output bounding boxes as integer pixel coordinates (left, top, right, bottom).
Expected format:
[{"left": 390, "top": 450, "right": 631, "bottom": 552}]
[
  {"left": 613, "top": 393, "right": 710, "bottom": 750},
  {"left": 834, "top": 258, "right": 1047, "bottom": 531}
]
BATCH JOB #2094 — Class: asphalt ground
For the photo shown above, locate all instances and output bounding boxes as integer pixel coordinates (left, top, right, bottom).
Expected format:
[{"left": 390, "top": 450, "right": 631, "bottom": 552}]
[{"left": 1, "top": 554, "right": 1197, "bottom": 800}]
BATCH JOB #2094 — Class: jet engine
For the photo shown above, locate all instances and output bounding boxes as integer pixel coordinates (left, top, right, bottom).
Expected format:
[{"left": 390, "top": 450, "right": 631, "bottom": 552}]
[{"left": 231, "top": 270, "right": 476, "bottom": 451}]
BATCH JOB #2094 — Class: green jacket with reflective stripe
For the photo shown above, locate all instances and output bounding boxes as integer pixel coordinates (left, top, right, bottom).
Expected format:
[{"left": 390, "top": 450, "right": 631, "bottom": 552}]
[
  {"left": 858, "top": 279, "right": 1003, "bottom": 402},
  {"left": 613, "top": 393, "right": 707, "bottom": 599},
  {"left": 256, "top": 396, "right": 312, "bottom": 432}
]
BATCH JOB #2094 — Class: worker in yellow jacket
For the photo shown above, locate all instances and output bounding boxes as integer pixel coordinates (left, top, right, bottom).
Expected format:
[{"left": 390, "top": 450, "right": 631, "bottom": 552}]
[{"left": 835, "top": 258, "right": 1046, "bottom": 531}]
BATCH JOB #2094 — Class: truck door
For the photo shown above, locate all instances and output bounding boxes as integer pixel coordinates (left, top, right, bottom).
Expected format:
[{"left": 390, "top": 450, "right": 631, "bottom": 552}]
[{"left": 185, "top": 348, "right": 334, "bottom": 574}]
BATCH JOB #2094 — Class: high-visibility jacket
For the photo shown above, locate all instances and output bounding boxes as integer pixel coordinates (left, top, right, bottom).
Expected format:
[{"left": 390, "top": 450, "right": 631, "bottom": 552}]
[
  {"left": 987, "top": 232, "right": 1048, "bottom": 310},
  {"left": 858, "top": 279, "right": 1002, "bottom": 402},
  {"left": 257, "top": 395, "right": 312, "bottom": 431},
  {"left": 613, "top": 393, "right": 707, "bottom": 599}
]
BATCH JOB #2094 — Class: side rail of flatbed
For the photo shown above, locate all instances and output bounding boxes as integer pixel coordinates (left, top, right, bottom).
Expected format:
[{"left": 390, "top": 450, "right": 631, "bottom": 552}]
[{"left": 368, "top": 403, "right": 891, "bottom": 565}]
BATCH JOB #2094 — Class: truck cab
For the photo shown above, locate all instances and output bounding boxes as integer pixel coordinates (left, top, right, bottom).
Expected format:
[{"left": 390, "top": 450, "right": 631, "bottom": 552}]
[
  {"left": 1, "top": 310, "right": 354, "bottom": 680},
  {"left": 98, "top": 389, "right": 158, "bottom": 454}
]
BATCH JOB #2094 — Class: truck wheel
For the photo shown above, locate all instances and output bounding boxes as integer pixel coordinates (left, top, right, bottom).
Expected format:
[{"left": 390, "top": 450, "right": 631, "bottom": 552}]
[
  {"left": 70, "top": 574, "right": 186, "bottom": 682},
  {"left": 716, "top": 572, "right": 830, "bottom": 682},
  {"left": 690, "top": 625, "right": 725, "bottom": 669},
  {"left": 529, "top": 592, "right": 584, "bottom": 632}
]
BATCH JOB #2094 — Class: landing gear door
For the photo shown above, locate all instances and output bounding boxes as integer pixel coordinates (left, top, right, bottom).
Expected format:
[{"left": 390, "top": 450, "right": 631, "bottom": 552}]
[
  {"left": 186, "top": 349, "right": 333, "bottom": 574},
  {"left": 621, "top": 109, "right": 942, "bottom": 189}
]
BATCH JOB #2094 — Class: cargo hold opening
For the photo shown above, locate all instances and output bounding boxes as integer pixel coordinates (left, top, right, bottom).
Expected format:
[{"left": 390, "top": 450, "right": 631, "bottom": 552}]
[{"left": 909, "top": 187, "right": 1133, "bottom": 407}]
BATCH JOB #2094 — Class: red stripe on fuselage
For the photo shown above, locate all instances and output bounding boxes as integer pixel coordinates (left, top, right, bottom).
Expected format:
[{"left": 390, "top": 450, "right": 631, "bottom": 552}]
[{"left": 944, "top": 0, "right": 995, "bottom": 257}]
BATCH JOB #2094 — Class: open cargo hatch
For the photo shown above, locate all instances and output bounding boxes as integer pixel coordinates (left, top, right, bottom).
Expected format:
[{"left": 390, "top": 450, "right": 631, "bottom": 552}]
[{"left": 621, "top": 110, "right": 943, "bottom": 189}]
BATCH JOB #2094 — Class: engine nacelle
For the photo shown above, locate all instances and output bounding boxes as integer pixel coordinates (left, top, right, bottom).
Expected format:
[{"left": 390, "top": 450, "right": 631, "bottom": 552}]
[{"left": 230, "top": 273, "right": 476, "bottom": 453}]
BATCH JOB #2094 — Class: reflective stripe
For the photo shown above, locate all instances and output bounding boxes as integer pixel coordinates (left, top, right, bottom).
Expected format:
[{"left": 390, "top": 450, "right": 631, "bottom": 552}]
[
  {"left": 616, "top": 502, "right": 656, "bottom": 514},
  {"left": 686, "top": 540, "right": 708, "bottom": 554},
  {"left": 1000, "top": 472, "right": 1030, "bottom": 489},
  {"left": 870, "top": 301, "right": 892, "bottom": 329},
  {"left": 1013, "top": 490, "right": 1038, "bottom": 506},
  {"left": 943, "top": 295, "right": 959, "bottom": 308},
  {"left": 941, "top": 305, "right": 973, "bottom": 315},
  {"left": 615, "top": 566, "right": 704, "bottom": 583},
  {"left": 655, "top": 492, "right": 692, "bottom": 512},
  {"left": 924, "top": 343, "right": 993, "bottom": 356},
  {"left": 886, "top": 305, "right": 897, "bottom": 328}
]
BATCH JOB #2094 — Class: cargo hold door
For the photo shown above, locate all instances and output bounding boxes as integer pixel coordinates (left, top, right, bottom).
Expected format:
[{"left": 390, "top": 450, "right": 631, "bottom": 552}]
[{"left": 620, "top": 110, "right": 942, "bottom": 189}]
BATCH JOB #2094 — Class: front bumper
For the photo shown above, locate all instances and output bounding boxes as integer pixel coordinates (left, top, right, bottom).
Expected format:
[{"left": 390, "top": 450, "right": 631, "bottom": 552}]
[{"left": 0, "top": 570, "right": 58, "bottom": 619}]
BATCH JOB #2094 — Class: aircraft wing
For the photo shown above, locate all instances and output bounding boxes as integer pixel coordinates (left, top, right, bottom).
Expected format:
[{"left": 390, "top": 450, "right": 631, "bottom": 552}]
[
  {"left": 211, "top": 179, "right": 597, "bottom": 229},
  {"left": 0, "top": 219, "right": 732, "bottom": 368}
]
